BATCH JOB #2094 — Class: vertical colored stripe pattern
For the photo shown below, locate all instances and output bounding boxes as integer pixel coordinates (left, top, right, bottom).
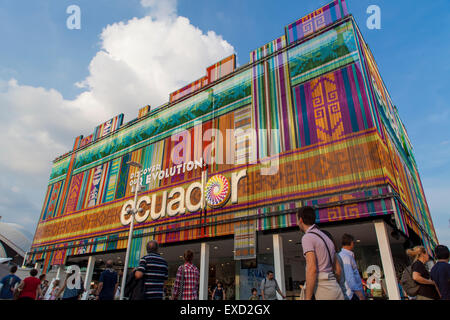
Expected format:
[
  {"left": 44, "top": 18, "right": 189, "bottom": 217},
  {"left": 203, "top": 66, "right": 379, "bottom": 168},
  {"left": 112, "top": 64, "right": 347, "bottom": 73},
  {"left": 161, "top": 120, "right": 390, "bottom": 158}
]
[
  {"left": 285, "top": 0, "right": 349, "bottom": 45},
  {"left": 292, "top": 63, "right": 373, "bottom": 147}
]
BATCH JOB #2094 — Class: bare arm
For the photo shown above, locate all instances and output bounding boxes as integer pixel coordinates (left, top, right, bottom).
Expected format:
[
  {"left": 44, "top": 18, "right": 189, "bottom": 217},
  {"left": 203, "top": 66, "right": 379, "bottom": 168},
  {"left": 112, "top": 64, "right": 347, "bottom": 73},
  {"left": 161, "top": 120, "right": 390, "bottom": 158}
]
[
  {"left": 276, "top": 286, "right": 286, "bottom": 299},
  {"left": 435, "top": 284, "right": 441, "bottom": 299},
  {"left": 333, "top": 253, "right": 341, "bottom": 282},
  {"left": 57, "top": 278, "right": 68, "bottom": 297},
  {"left": 114, "top": 276, "right": 119, "bottom": 298},
  {"left": 305, "top": 251, "right": 317, "bottom": 300},
  {"left": 412, "top": 272, "right": 434, "bottom": 285},
  {"left": 37, "top": 285, "right": 42, "bottom": 299},
  {"left": 17, "top": 280, "right": 25, "bottom": 291},
  {"left": 96, "top": 282, "right": 104, "bottom": 296}
]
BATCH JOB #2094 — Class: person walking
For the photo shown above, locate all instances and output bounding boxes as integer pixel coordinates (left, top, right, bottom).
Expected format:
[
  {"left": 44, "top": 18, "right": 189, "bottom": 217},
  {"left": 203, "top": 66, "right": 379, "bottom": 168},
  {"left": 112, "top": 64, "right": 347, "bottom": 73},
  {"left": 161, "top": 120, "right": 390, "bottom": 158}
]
[
  {"left": 95, "top": 260, "right": 119, "bottom": 300},
  {"left": 430, "top": 245, "right": 450, "bottom": 300},
  {"left": 47, "top": 279, "right": 61, "bottom": 300},
  {"left": 0, "top": 265, "right": 21, "bottom": 300},
  {"left": 15, "top": 268, "right": 42, "bottom": 300},
  {"left": 296, "top": 206, "right": 344, "bottom": 300},
  {"left": 406, "top": 246, "right": 440, "bottom": 300},
  {"left": 211, "top": 280, "right": 226, "bottom": 300},
  {"left": 339, "top": 233, "right": 365, "bottom": 300},
  {"left": 57, "top": 269, "right": 84, "bottom": 300},
  {"left": 172, "top": 249, "right": 199, "bottom": 300},
  {"left": 38, "top": 274, "right": 48, "bottom": 300},
  {"left": 260, "top": 271, "right": 286, "bottom": 300},
  {"left": 135, "top": 240, "right": 168, "bottom": 300}
]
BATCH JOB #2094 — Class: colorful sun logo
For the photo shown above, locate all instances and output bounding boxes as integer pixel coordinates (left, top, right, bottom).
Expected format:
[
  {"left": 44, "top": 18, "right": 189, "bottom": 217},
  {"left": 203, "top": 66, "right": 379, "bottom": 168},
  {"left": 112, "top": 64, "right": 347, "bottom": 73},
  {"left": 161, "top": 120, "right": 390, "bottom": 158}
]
[{"left": 205, "top": 174, "right": 231, "bottom": 208}]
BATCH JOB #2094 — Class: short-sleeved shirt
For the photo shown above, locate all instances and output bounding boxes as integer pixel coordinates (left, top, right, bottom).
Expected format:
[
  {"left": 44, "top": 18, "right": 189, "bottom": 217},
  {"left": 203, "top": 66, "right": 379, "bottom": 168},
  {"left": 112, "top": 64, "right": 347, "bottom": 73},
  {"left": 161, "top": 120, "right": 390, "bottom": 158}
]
[
  {"left": 412, "top": 260, "right": 440, "bottom": 299},
  {"left": 137, "top": 253, "right": 169, "bottom": 300},
  {"left": 0, "top": 274, "right": 21, "bottom": 299},
  {"left": 99, "top": 269, "right": 118, "bottom": 300},
  {"left": 19, "top": 276, "right": 41, "bottom": 300},
  {"left": 301, "top": 225, "right": 335, "bottom": 273},
  {"left": 260, "top": 278, "right": 279, "bottom": 300},
  {"left": 430, "top": 261, "right": 450, "bottom": 300}
]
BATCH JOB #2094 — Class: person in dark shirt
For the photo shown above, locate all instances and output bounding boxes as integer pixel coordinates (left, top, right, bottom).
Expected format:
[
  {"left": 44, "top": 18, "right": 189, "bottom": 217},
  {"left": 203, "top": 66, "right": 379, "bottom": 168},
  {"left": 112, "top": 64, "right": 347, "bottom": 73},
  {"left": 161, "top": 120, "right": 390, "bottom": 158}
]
[
  {"left": 407, "top": 246, "right": 440, "bottom": 300},
  {"left": 212, "top": 281, "right": 226, "bottom": 300},
  {"left": 430, "top": 245, "right": 450, "bottom": 300},
  {"left": 96, "top": 260, "right": 118, "bottom": 300},
  {"left": 0, "top": 265, "right": 21, "bottom": 299},
  {"left": 135, "top": 240, "right": 168, "bottom": 300}
]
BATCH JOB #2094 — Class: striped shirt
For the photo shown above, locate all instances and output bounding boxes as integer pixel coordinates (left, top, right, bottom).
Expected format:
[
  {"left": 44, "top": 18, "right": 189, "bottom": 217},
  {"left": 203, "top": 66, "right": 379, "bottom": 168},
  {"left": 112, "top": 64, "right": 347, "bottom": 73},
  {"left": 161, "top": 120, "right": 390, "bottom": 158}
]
[
  {"left": 173, "top": 263, "right": 200, "bottom": 300},
  {"left": 137, "top": 253, "right": 168, "bottom": 300}
]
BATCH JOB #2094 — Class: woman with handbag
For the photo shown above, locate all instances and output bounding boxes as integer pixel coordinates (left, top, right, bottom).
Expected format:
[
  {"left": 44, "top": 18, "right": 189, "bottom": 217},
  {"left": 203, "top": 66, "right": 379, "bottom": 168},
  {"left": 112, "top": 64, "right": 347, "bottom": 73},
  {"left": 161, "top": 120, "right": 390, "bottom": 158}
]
[
  {"left": 172, "top": 250, "right": 199, "bottom": 300},
  {"left": 406, "top": 246, "right": 440, "bottom": 300}
]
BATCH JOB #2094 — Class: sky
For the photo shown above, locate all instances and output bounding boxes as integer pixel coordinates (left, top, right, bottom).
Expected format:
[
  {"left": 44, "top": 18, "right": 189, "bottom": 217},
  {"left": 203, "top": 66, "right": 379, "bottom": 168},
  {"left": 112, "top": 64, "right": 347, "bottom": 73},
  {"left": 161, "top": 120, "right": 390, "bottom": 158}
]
[{"left": 0, "top": 0, "right": 448, "bottom": 248}]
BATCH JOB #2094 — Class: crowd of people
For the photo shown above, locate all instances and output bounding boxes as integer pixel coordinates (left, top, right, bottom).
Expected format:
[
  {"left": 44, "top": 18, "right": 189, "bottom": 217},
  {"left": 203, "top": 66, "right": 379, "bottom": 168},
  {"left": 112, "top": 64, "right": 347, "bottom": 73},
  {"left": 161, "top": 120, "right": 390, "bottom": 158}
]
[{"left": 1, "top": 206, "right": 448, "bottom": 301}]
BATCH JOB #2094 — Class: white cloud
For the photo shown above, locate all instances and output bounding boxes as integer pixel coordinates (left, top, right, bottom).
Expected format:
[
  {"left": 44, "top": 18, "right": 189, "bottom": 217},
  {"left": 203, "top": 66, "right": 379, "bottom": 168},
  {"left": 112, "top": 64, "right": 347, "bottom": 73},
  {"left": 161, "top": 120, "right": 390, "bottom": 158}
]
[
  {"left": 76, "top": 14, "right": 234, "bottom": 119},
  {"left": 0, "top": 1, "right": 235, "bottom": 233},
  {"left": 140, "top": 0, "right": 178, "bottom": 19}
]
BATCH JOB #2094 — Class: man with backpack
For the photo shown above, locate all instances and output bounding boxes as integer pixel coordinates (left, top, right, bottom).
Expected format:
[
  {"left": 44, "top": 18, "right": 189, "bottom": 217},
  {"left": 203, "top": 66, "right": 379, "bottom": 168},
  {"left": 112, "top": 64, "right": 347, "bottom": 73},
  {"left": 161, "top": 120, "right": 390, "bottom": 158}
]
[{"left": 260, "top": 271, "right": 285, "bottom": 300}]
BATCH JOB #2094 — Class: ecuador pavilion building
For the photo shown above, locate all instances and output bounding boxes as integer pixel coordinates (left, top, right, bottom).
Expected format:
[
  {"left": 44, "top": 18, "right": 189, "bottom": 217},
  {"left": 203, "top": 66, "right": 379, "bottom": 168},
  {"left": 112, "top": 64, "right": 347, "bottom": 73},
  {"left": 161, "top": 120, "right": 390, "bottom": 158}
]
[{"left": 27, "top": 0, "right": 438, "bottom": 300}]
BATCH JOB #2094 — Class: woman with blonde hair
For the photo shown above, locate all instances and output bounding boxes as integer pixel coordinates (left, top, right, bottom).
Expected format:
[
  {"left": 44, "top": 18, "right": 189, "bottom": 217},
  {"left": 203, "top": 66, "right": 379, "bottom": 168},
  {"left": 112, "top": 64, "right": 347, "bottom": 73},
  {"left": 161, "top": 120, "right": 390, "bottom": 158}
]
[{"left": 406, "top": 246, "right": 440, "bottom": 300}]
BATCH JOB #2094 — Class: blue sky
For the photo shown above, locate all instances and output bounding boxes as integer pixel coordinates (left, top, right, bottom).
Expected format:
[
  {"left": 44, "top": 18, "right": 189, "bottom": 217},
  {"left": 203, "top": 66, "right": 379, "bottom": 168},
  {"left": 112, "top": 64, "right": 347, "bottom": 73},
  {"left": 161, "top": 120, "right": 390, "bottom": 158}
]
[{"left": 0, "top": 0, "right": 448, "bottom": 247}]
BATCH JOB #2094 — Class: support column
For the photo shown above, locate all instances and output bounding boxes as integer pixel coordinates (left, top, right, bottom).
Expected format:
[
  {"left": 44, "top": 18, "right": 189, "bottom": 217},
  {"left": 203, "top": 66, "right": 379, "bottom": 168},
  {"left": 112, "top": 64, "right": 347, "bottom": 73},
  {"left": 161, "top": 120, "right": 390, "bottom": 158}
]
[
  {"left": 22, "top": 252, "right": 28, "bottom": 268},
  {"left": 235, "top": 260, "right": 240, "bottom": 300},
  {"left": 83, "top": 256, "right": 96, "bottom": 293},
  {"left": 34, "top": 262, "right": 42, "bottom": 273},
  {"left": 199, "top": 242, "right": 210, "bottom": 300},
  {"left": 55, "top": 265, "right": 64, "bottom": 280},
  {"left": 374, "top": 220, "right": 401, "bottom": 300},
  {"left": 273, "top": 234, "right": 286, "bottom": 300}
]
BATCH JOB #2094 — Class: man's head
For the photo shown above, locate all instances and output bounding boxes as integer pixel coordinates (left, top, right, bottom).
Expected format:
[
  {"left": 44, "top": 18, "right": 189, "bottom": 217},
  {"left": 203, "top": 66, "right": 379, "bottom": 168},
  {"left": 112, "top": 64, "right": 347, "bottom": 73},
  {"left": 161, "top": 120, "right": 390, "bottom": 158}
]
[
  {"left": 184, "top": 250, "right": 194, "bottom": 263},
  {"left": 342, "top": 233, "right": 355, "bottom": 250},
  {"left": 296, "top": 206, "right": 316, "bottom": 232},
  {"left": 435, "top": 245, "right": 449, "bottom": 261},
  {"left": 147, "top": 240, "right": 159, "bottom": 254},
  {"left": 105, "top": 260, "right": 114, "bottom": 269},
  {"left": 30, "top": 268, "right": 38, "bottom": 277},
  {"left": 267, "top": 271, "right": 274, "bottom": 280},
  {"left": 10, "top": 265, "right": 18, "bottom": 274}
]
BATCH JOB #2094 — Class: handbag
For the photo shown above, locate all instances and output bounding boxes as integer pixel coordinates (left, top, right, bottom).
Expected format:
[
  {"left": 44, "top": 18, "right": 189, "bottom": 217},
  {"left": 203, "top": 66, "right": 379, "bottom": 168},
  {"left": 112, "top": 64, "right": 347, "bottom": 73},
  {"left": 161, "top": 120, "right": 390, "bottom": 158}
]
[
  {"left": 124, "top": 270, "right": 145, "bottom": 300},
  {"left": 309, "top": 231, "right": 334, "bottom": 272},
  {"left": 177, "top": 264, "right": 185, "bottom": 300}
]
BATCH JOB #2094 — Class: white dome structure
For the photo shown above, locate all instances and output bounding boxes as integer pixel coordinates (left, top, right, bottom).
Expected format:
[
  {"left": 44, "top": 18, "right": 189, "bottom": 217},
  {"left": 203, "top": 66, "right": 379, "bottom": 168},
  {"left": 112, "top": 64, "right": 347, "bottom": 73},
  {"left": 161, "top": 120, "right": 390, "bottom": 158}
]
[{"left": 0, "top": 222, "right": 33, "bottom": 258}]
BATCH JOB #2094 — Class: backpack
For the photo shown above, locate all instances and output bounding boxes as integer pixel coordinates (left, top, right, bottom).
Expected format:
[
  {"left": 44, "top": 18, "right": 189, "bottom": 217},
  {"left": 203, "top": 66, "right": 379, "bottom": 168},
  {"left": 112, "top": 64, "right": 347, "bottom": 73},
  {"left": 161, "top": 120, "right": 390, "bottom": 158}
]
[
  {"left": 400, "top": 266, "right": 420, "bottom": 297},
  {"left": 124, "top": 270, "right": 145, "bottom": 300}
]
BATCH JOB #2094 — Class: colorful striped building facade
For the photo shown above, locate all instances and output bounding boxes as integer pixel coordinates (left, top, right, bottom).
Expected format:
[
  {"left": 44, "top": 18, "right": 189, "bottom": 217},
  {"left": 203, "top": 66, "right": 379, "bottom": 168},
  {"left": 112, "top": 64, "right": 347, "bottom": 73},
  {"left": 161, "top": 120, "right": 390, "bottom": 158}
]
[{"left": 28, "top": 0, "right": 436, "bottom": 290}]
